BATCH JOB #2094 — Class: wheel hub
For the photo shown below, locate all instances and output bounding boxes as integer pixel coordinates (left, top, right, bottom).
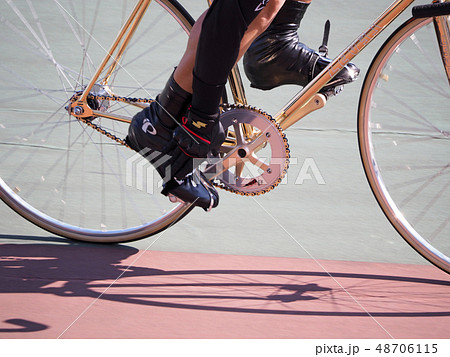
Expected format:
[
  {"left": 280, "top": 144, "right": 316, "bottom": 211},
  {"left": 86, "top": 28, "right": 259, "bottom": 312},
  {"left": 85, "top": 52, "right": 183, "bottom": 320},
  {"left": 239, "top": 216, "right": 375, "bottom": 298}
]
[{"left": 67, "top": 84, "right": 112, "bottom": 119}]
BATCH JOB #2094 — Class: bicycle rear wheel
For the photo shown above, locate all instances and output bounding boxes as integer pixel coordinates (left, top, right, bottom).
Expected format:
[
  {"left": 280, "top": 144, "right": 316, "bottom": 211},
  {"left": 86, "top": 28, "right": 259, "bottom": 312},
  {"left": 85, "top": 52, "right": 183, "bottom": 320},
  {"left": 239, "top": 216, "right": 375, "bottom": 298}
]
[
  {"left": 358, "top": 16, "right": 450, "bottom": 273},
  {"left": 0, "top": 0, "right": 195, "bottom": 242}
]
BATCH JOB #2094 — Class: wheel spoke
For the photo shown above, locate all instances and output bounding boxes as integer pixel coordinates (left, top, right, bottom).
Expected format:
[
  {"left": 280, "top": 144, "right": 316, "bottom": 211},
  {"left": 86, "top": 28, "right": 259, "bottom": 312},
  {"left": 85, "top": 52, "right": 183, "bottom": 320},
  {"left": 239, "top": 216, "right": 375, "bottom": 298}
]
[
  {"left": 359, "top": 17, "right": 450, "bottom": 273},
  {"left": 0, "top": 0, "right": 194, "bottom": 241}
]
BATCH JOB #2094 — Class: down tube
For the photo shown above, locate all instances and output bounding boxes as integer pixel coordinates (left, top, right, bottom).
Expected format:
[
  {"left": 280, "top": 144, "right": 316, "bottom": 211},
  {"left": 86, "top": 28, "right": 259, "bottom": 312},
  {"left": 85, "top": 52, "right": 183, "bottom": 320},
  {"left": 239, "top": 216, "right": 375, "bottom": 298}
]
[{"left": 276, "top": 0, "right": 415, "bottom": 130}]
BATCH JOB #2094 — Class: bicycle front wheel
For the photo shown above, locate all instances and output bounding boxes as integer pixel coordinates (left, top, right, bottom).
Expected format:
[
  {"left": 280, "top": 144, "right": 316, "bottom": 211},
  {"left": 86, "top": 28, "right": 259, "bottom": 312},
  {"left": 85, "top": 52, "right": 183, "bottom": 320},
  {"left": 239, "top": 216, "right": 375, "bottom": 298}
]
[
  {"left": 358, "top": 16, "right": 450, "bottom": 273},
  {"left": 0, "top": 0, "right": 195, "bottom": 242}
]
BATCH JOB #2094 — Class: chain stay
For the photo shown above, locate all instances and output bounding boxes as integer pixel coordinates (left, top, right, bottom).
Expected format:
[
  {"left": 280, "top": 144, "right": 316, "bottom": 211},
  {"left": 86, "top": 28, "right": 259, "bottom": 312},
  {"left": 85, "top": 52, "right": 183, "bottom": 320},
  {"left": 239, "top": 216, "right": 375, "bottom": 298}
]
[{"left": 70, "top": 93, "right": 155, "bottom": 147}]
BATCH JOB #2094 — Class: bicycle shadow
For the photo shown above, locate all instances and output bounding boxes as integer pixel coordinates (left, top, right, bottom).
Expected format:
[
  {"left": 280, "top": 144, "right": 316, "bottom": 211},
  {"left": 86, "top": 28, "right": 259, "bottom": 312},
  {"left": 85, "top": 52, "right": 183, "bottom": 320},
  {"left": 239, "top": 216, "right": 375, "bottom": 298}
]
[{"left": 1, "top": 236, "right": 449, "bottom": 334}]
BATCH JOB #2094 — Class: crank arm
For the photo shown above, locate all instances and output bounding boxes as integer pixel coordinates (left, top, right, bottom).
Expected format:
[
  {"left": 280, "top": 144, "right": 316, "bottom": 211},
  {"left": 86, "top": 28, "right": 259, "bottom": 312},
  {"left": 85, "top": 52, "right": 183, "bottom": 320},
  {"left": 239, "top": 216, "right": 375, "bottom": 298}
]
[{"left": 203, "top": 131, "right": 269, "bottom": 180}]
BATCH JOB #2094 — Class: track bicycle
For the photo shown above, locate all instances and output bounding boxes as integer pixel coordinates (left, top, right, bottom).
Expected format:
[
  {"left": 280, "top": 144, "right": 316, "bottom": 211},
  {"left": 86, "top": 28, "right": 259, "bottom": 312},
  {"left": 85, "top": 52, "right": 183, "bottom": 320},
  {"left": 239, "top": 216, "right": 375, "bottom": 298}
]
[{"left": 0, "top": 0, "right": 449, "bottom": 273}]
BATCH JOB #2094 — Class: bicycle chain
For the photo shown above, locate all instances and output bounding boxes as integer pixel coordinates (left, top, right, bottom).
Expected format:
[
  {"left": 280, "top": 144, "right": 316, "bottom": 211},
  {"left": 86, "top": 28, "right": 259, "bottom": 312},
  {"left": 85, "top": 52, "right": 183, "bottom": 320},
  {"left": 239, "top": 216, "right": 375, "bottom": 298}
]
[
  {"left": 71, "top": 94, "right": 290, "bottom": 196},
  {"left": 70, "top": 93, "right": 156, "bottom": 147}
]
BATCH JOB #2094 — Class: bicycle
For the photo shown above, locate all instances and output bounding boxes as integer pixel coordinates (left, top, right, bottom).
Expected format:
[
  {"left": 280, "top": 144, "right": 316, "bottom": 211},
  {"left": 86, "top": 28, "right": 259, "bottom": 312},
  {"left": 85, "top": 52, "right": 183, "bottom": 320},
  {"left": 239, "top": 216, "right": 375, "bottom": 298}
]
[{"left": 0, "top": 0, "right": 449, "bottom": 273}]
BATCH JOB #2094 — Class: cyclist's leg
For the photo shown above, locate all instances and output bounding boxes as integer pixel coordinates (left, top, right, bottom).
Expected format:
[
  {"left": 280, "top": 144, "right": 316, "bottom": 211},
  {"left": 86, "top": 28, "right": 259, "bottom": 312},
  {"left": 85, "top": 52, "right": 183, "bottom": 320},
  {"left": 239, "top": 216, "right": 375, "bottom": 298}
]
[
  {"left": 169, "top": 0, "right": 285, "bottom": 180},
  {"left": 128, "top": 0, "right": 286, "bottom": 210},
  {"left": 174, "top": 0, "right": 286, "bottom": 94},
  {"left": 192, "top": 0, "right": 284, "bottom": 116},
  {"left": 243, "top": 0, "right": 359, "bottom": 91}
]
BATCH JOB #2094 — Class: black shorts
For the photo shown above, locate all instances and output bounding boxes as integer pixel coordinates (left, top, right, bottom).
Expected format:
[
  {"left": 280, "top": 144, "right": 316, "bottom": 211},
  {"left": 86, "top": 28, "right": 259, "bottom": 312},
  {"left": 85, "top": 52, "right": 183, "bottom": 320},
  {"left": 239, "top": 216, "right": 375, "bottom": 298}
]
[{"left": 192, "top": 0, "right": 270, "bottom": 114}]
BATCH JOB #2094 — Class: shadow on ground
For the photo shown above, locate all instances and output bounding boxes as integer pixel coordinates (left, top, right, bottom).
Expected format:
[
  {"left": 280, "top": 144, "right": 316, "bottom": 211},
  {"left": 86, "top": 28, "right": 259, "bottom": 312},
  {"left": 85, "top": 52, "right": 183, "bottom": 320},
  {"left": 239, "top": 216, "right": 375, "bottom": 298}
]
[{"left": 1, "top": 236, "right": 449, "bottom": 334}]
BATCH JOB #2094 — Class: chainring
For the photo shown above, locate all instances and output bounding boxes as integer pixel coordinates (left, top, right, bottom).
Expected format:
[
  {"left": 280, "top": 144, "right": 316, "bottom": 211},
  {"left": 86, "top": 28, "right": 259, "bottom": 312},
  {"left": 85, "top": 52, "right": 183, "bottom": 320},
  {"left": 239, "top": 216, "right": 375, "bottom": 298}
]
[
  {"left": 212, "top": 104, "right": 290, "bottom": 196},
  {"left": 70, "top": 91, "right": 289, "bottom": 196}
]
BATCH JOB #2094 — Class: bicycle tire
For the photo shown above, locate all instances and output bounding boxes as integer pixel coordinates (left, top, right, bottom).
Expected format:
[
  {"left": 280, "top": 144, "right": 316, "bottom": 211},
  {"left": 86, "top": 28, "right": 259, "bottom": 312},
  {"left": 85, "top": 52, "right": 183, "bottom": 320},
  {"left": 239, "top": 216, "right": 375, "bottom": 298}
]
[
  {"left": 0, "top": 0, "right": 197, "bottom": 243},
  {"left": 358, "top": 16, "right": 450, "bottom": 273}
]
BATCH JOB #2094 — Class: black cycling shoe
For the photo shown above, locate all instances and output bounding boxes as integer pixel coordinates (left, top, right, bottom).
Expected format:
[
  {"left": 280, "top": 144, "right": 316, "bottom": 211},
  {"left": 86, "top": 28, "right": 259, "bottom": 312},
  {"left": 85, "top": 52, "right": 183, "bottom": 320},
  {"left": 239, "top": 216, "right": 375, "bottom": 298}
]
[
  {"left": 243, "top": 0, "right": 359, "bottom": 91},
  {"left": 126, "top": 72, "right": 220, "bottom": 211},
  {"left": 162, "top": 171, "right": 219, "bottom": 212},
  {"left": 126, "top": 70, "right": 192, "bottom": 182}
]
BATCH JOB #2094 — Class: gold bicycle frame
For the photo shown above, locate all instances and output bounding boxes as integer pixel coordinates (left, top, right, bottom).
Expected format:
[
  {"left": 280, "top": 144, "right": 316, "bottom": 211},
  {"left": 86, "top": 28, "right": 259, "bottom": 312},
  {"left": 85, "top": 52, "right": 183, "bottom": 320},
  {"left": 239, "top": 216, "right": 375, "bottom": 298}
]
[
  {"left": 79, "top": 0, "right": 153, "bottom": 104},
  {"left": 276, "top": 0, "right": 416, "bottom": 129},
  {"left": 73, "top": 0, "right": 449, "bottom": 141},
  {"left": 72, "top": 0, "right": 192, "bottom": 118},
  {"left": 274, "top": 0, "right": 450, "bottom": 129},
  {"left": 434, "top": 6, "right": 450, "bottom": 85}
]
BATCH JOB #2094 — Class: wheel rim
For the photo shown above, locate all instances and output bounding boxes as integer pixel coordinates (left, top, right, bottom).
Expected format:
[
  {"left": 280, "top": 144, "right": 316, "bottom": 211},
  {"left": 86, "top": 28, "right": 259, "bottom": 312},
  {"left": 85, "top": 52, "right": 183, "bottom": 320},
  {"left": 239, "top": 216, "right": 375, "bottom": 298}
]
[
  {"left": 0, "top": 0, "right": 193, "bottom": 241},
  {"left": 359, "top": 17, "right": 450, "bottom": 272}
]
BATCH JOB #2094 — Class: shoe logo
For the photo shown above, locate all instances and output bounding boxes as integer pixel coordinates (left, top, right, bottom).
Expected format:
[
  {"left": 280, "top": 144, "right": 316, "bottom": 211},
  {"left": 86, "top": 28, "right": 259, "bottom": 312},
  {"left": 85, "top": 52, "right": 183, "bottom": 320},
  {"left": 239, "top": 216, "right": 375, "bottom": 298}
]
[
  {"left": 192, "top": 120, "right": 207, "bottom": 129},
  {"left": 255, "top": 0, "right": 269, "bottom": 12},
  {"left": 142, "top": 118, "right": 157, "bottom": 135}
]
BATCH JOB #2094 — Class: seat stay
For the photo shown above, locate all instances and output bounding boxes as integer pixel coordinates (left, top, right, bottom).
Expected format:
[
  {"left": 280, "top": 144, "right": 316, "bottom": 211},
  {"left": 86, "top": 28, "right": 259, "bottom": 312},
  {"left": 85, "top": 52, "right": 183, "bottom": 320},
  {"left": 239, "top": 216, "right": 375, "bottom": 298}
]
[{"left": 80, "top": 0, "right": 153, "bottom": 103}]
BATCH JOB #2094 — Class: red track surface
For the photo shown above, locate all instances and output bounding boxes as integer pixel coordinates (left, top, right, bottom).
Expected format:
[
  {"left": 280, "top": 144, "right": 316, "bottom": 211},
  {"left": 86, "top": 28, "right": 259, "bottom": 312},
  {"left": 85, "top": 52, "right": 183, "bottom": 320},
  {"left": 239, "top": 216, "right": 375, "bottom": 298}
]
[{"left": 1, "top": 243, "right": 449, "bottom": 338}]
